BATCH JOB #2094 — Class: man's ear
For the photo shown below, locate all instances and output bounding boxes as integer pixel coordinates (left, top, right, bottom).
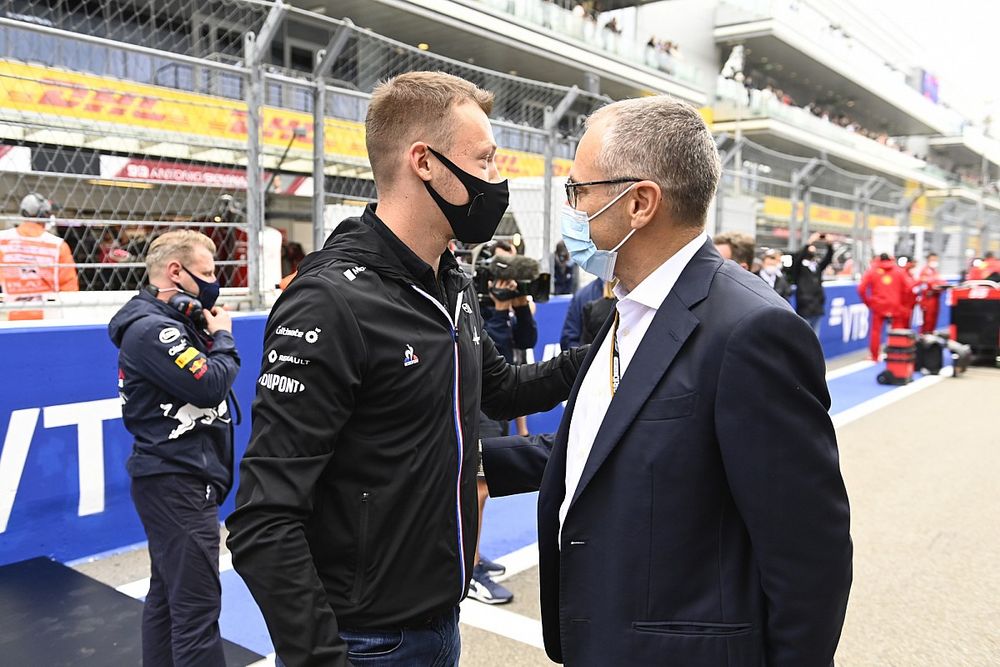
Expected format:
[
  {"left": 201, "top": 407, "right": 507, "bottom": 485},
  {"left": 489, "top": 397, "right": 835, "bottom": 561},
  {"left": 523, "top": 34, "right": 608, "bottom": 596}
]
[
  {"left": 628, "top": 180, "right": 662, "bottom": 230},
  {"left": 165, "top": 259, "right": 183, "bottom": 284},
  {"left": 409, "top": 142, "right": 433, "bottom": 183}
]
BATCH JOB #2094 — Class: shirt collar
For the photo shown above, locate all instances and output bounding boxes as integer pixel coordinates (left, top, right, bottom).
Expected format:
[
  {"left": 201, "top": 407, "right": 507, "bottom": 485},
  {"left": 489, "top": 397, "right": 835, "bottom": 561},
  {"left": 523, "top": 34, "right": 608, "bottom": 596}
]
[
  {"left": 363, "top": 204, "right": 439, "bottom": 294},
  {"left": 613, "top": 232, "right": 708, "bottom": 311}
]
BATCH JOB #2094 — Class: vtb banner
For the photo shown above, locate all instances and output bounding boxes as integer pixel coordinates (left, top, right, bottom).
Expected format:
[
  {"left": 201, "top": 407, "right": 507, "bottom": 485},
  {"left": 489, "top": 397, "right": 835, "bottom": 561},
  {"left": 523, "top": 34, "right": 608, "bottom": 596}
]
[
  {"left": 0, "top": 60, "right": 571, "bottom": 179},
  {"left": 0, "top": 300, "right": 573, "bottom": 566}
]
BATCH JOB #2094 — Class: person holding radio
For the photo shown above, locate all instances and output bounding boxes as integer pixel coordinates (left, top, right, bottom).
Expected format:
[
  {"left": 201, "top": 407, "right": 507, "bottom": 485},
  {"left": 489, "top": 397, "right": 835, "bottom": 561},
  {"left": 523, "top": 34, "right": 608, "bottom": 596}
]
[{"left": 108, "top": 229, "right": 241, "bottom": 666}]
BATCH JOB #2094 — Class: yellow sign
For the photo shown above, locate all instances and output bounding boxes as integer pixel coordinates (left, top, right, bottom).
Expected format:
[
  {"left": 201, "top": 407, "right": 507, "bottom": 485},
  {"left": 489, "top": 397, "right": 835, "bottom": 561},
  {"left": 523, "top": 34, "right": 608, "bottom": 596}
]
[
  {"left": 0, "top": 60, "right": 570, "bottom": 179},
  {"left": 761, "top": 196, "right": 899, "bottom": 228}
]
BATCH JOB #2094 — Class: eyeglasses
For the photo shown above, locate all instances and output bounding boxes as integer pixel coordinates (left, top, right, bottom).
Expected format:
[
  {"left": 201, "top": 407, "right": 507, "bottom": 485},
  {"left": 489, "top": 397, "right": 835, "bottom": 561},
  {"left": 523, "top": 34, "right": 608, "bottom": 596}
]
[{"left": 564, "top": 177, "right": 642, "bottom": 209}]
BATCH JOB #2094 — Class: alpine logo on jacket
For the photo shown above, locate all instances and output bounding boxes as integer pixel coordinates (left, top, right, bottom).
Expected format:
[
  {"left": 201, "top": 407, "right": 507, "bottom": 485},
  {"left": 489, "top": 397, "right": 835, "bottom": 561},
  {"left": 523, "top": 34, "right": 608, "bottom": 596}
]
[{"left": 403, "top": 344, "right": 420, "bottom": 367}]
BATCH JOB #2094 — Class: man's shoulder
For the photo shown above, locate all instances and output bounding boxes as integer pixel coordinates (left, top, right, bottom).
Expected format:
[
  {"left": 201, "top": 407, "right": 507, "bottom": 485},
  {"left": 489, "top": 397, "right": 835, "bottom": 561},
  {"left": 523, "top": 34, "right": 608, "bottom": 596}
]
[
  {"left": 121, "top": 313, "right": 197, "bottom": 354},
  {"left": 709, "top": 263, "right": 792, "bottom": 312}
]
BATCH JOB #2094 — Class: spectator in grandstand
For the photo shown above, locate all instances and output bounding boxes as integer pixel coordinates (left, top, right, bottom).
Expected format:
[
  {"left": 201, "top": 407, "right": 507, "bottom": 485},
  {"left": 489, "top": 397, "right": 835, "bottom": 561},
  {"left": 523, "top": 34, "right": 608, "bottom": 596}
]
[
  {"left": 552, "top": 239, "right": 577, "bottom": 294},
  {"left": 226, "top": 71, "right": 586, "bottom": 666},
  {"left": 481, "top": 95, "right": 852, "bottom": 666},
  {"left": 108, "top": 230, "right": 239, "bottom": 666},
  {"left": 713, "top": 230, "right": 755, "bottom": 269},
  {"left": 0, "top": 193, "right": 78, "bottom": 319},
  {"left": 758, "top": 248, "right": 792, "bottom": 300},
  {"left": 470, "top": 240, "right": 538, "bottom": 606},
  {"left": 790, "top": 231, "right": 835, "bottom": 334},
  {"left": 858, "top": 253, "right": 910, "bottom": 361},
  {"left": 560, "top": 276, "right": 604, "bottom": 349}
]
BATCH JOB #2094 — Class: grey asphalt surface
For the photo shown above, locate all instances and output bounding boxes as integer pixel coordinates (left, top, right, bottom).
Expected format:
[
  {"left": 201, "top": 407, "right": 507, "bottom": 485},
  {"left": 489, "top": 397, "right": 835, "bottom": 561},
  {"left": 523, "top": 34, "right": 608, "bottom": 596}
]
[{"left": 72, "top": 361, "right": 1000, "bottom": 666}]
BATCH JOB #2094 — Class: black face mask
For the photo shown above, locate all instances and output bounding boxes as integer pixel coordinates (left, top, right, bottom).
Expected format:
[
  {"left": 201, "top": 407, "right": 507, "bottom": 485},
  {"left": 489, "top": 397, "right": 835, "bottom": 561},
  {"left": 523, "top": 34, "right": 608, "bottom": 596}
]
[
  {"left": 182, "top": 266, "right": 220, "bottom": 310},
  {"left": 424, "top": 147, "right": 509, "bottom": 244}
]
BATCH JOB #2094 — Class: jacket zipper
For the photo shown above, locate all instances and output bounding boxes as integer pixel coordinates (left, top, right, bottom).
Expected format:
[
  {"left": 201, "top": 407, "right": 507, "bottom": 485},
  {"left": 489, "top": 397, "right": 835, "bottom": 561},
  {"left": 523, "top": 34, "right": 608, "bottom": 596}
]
[
  {"left": 350, "top": 491, "right": 371, "bottom": 604},
  {"left": 411, "top": 285, "right": 468, "bottom": 595}
]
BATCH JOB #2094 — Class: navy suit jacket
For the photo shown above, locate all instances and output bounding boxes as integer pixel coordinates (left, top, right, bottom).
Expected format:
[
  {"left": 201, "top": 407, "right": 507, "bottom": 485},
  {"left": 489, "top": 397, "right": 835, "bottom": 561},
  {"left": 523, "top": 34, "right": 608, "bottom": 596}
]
[{"left": 484, "top": 240, "right": 852, "bottom": 666}]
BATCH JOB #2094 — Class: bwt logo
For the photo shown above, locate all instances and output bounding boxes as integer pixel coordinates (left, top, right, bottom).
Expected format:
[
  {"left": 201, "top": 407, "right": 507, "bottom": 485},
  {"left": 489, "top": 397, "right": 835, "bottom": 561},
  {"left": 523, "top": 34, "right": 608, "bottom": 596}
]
[
  {"left": 828, "top": 297, "right": 869, "bottom": 343},
  {"left": 0, "top": 398, "right": 121, "bottom": 534}
]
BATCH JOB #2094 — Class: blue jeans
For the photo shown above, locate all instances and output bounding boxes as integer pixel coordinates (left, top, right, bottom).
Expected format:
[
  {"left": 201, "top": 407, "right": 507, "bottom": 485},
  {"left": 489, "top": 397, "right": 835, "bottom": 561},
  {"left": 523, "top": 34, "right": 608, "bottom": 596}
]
[{"left": 277, "top": 607, "right": 460, "bottom": 667}]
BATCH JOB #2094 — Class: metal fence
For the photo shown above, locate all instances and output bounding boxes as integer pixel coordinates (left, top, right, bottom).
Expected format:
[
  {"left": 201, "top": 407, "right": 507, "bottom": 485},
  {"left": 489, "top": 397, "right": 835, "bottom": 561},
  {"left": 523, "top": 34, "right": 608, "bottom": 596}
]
[
  {"left": 1, "top": 0, "right": 998, "bottom": 319},
  {"left": 0, "top": 0, "right": 604, "bottom": 317},
  {"left": 715, "top": 135, "right": 1000, "bottom": 277}
]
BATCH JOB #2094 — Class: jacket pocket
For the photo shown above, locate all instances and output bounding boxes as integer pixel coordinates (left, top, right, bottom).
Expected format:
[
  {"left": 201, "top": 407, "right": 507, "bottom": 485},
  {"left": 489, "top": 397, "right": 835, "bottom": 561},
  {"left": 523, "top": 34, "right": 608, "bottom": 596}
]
[
  {"left": 635, "top": 392, "right": 697, "bottom": 421},
  {"left": 350, "top": 491, "right": 371, "bottom": 604},
  {"left": 632, "top": 620, "right": 752, "bottom": 637}
]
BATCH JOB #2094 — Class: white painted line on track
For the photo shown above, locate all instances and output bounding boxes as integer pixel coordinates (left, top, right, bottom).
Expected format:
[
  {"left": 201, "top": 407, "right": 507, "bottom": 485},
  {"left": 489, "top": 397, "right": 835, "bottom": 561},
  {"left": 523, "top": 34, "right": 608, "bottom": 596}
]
[
  {"left": 117, "top": 552, "right": 232, "bottom": 599},
  {"left": 825, "top": 359, "right": 876, "bottom": 381},
  {"left": 491, "top": 542, "right": 539, "bottom": 582},
  {"left": 460, "top": 598, "right": 545, "bottom": 649},
  {"left": 832, "top": 367, "right": 952, "bottom": 429}
]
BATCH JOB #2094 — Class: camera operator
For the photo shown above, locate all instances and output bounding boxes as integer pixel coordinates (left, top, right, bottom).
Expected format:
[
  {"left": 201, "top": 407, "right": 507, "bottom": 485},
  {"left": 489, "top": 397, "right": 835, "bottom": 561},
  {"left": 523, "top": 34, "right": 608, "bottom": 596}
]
[{"left": 469, "top": 240, "right": 538, "bottom": 604}]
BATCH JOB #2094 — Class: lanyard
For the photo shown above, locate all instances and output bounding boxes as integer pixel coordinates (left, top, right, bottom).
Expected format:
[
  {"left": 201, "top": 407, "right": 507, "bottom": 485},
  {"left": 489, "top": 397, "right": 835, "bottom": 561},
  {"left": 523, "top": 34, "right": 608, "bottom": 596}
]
[{"left": 609, "top": 311, "right": 621, "bottom": 395}]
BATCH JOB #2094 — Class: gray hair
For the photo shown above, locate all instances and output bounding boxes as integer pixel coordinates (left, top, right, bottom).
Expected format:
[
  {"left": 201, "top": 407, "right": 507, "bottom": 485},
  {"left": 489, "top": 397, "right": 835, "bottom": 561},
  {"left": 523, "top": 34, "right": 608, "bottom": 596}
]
[
  {"left": 586, "top": 96, "right": 721, "bottom": 227},
  {"left": 146, "top": 230, "right": 216, "bottom": 276}
]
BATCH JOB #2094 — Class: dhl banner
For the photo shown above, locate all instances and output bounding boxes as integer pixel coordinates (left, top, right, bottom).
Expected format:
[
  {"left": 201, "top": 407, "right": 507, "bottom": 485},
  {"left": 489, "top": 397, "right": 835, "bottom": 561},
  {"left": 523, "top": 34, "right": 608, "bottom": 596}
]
[
  {"left": 761, "top": 196, "right": 902, "bottom": 229},
  {"left": 0, "top": 60, "right": 571, "bottom": 179}
]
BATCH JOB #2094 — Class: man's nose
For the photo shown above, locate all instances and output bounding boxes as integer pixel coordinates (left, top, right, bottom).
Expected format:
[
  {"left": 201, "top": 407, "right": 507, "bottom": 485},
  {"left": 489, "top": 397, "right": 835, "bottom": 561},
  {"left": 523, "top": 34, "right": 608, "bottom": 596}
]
[{"left": 489, "top": 161, "right": 501, "bottom": 183}]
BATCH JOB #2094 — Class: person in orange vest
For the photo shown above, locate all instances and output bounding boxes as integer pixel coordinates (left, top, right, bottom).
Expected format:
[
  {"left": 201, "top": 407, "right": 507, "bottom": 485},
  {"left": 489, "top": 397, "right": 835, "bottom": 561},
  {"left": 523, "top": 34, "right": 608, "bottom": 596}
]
[
  {"left": 0, "top": 193, "right": 78, "bottom": 319},
  {"left": 858, "top": 253, "right": 909, "bottom": 361},
  {"left": 916, "top": 252, "right": 947, "bottom": 334}
]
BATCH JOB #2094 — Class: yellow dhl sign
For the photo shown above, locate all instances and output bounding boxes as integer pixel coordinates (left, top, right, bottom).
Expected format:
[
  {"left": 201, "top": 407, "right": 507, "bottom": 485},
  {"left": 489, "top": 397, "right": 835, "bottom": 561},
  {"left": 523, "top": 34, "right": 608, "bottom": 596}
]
[
  {"left": 0, "top": 60, "right": 572, "bottom": 179},
  {"left": 760, "top": 196, "right": 931, "bottom": 229}
]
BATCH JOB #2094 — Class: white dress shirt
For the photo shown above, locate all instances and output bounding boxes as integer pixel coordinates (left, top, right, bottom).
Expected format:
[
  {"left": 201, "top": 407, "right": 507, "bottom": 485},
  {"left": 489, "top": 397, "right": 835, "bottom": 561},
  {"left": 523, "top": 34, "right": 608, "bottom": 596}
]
[{"left": 559, "top": 232, "right": 708, "bottom": 543}]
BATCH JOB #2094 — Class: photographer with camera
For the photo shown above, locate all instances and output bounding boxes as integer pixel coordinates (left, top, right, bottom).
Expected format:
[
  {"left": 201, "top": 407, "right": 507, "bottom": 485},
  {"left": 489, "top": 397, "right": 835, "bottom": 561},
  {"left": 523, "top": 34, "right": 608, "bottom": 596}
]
[
  {"left": 108, "top": 230, "right": 240, "bottom": 666},
  {"left": 790, "top": 231, "right": 835, "bottom": 335},
  {"left": 469, "top": 240, "right": 538, "bottom": 605}
]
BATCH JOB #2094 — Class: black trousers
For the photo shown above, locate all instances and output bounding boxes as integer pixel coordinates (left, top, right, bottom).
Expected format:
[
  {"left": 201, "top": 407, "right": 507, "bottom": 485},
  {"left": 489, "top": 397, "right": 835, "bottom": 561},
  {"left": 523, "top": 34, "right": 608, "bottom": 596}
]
[{"left": 131, "top": 474, "right": 225, "bottom": 667}]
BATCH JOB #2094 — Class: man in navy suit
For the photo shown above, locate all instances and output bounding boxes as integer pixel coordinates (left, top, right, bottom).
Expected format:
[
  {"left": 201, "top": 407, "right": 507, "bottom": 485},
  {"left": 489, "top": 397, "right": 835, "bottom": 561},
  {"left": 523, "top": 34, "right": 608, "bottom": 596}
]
[{"left": 481, "top": 96, "right": 852, "bottom": 666}]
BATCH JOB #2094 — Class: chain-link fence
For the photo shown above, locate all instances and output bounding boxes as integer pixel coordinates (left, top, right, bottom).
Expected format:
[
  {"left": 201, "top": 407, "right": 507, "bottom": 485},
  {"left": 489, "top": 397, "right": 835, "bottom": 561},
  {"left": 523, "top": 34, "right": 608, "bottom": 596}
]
[
  {"left": 0, "top": 0, "right": 607, "bottom": 317},
  {"left": 715, "top": 135, "right": 999, "bottom": 277},
  {"left": 2, "top": 0, "right": 995, "bottom": 319}
]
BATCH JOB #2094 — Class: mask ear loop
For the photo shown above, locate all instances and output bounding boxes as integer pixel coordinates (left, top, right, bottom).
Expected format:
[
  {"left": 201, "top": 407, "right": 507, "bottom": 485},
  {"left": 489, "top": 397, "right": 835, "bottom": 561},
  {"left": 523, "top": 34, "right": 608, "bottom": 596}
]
[{"left": 587, "top": 182, "right": 639, "bottom": 222}]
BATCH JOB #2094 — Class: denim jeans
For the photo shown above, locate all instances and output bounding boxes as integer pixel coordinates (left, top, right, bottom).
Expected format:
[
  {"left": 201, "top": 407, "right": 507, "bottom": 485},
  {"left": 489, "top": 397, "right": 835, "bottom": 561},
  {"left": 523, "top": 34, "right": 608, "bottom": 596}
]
[{"left": 276, "top": 606, "right": 460, "bottom": 667}]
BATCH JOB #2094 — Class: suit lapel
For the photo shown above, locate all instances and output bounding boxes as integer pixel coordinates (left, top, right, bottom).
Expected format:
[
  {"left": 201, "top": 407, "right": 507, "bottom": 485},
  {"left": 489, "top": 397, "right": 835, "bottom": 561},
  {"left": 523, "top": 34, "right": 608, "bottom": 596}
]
[
  {"left": 566, "top": 239, "right": 723, "bottom": 511},
  {"left": 567, "top": 293, "right": 698, "bottom": 509},
  {"left": 539, "top": 304, "right": 617, "bottom": 515}
]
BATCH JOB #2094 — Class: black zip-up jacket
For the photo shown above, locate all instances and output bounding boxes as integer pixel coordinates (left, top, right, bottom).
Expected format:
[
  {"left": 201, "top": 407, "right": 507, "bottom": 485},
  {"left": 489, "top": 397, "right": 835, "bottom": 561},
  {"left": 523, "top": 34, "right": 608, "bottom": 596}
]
[
  {"left": 226, "top": 206, "right": 587, "bottom": 666},
  {"left": 790, "top": 242, "right": 834, "bottom": 317},
  {"left": 108, "top": 290, "right": 241, "bottom": 497}
]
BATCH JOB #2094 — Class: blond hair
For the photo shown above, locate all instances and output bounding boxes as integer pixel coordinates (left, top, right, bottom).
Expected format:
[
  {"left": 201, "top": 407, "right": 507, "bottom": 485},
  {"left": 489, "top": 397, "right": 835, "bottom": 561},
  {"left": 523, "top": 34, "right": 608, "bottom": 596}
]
[
  {"left": 146, "top": 230, "right": 216, "bottom": 276},
  {"left": 365, "top": 71, "right": 494, "bottom": 187}
]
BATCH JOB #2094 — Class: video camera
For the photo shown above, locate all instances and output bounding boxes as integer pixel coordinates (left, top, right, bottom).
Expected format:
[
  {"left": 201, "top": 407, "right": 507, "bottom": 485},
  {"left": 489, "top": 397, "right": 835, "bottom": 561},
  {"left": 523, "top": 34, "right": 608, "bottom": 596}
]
[{"left": 471, "top": 241, "right": 551, "bottom": 308}]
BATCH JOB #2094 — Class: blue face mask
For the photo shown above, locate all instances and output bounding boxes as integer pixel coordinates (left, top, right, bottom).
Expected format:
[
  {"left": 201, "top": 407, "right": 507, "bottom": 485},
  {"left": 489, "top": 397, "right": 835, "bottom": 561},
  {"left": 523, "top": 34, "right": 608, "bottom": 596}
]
[{"left": 560, "top": 184, "right": 638, "bottom": 282}]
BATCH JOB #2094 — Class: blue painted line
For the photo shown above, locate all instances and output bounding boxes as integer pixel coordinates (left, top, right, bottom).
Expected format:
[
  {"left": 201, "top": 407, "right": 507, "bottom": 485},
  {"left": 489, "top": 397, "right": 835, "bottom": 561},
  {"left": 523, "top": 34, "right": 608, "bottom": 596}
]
[
  {"left": 479, "top": 492, "right": 539, "bottom": 561},
  {"left": 219, "top": 569, "right": 273, "bottom": 656}
]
